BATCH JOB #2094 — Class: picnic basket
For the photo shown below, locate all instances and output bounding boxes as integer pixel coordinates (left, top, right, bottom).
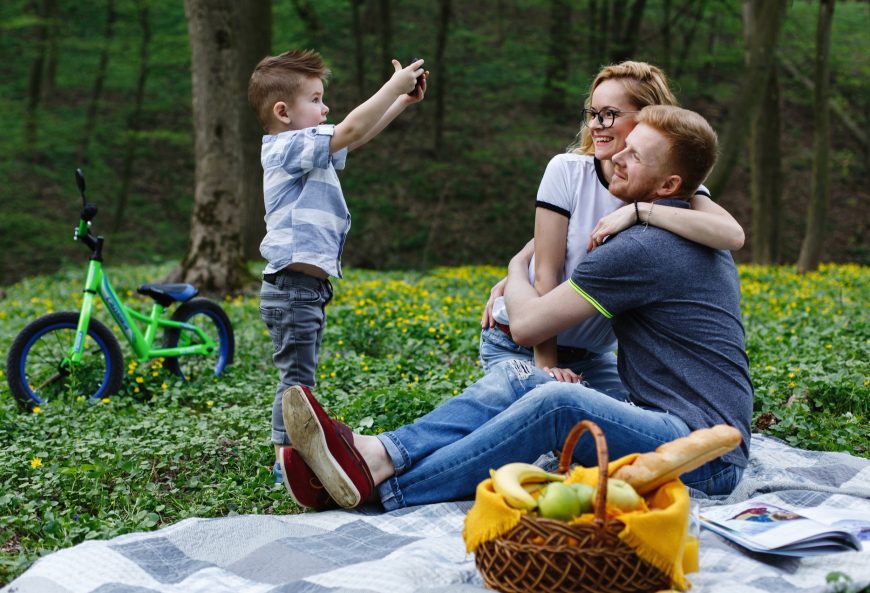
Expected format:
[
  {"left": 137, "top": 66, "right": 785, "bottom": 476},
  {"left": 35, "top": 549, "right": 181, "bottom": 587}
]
[{"left": 473, "top": 419, "right": 673, "bottom": 593}]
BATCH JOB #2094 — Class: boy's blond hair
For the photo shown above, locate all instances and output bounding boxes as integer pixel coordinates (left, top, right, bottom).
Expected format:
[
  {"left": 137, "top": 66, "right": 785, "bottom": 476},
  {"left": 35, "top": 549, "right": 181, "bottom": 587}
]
[
  {"left": 637, "top": 105, "right": 719, "bottom": 195},
  {"left": 248, "top": 49, "right": 331, "bottom": 130},
  {"left": 570, "top": 61, "right": 678, "bottom": 155}
]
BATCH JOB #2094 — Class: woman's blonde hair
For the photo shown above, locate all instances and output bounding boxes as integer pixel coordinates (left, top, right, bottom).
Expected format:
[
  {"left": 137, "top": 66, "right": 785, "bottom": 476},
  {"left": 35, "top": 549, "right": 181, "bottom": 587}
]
[{"left": 570, "top": 61, "right": 678, "bottom": 155}]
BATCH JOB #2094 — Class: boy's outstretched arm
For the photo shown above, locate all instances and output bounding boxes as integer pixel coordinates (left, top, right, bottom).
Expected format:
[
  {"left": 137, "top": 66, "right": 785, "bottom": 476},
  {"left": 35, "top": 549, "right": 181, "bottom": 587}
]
[
  {"left": 347, "top": 72, "right": 427, "bottom": 151},
  {"left": 330, "top": 59, "right": 424, "bottom": 153}
]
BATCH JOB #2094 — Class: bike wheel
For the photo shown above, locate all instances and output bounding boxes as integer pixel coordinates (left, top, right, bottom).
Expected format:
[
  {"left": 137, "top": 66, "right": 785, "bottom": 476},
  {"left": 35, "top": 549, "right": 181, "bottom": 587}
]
[
  {"left": 6, "top": 311, "right": 124, "bottom": 411},
  {"left": 163, "top": 298, "right": 234, "bottom": 381}
]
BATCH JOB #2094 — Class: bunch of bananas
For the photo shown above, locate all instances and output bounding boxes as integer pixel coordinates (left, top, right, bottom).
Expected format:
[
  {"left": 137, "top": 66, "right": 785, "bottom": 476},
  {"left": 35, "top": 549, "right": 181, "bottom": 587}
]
[{"left": 489, "top": 462, "right": 565, "bottom": 511}]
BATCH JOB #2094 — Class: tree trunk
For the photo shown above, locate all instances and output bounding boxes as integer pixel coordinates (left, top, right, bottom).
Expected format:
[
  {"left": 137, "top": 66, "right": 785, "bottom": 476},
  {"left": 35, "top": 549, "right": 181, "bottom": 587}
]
[
  {"left": 25, "top": 0, "right": 48, "bottom": 155},
  {"left": 433, "top": 0, "right": 451, "bottom": 157},
  {"left": 611, "top": 0, "right": 646, "bottom": 63},
  {"left": 495, "top": 0, "right": 507, "bottom": 47},
  {"left": 40, "top": 0, "right": 59, "bottom": 99},
  {"left": 749, "top": 64, "right": 782, "bottom": 264},
  {"left": 238, "top": 0, "right": 272, "bottom": 261},
  {"left": 779, "top": 57, "right": 866, "bottom": 151},
  {"left": 541, "top": 0, "right": 571, "bottom": 121},
  {"left": 171, "top": 0, "right": 248, "bottom": 293},
  {"left": 700, "top": 10, "right": 719, "bottom": 87},
  {"left": 705, "top": 0, "right": 787, "bottom": 197},
  {"left": 113, "top": 1, "right": 151, "bottom": 232},
  {"left": 379, "top": 0, "right": 393, "bottom": 82},
  {"left": 587, "top": 0, "right": 599, "bottom": 68},
  {"left": 797, "top": 0, "right": 835, "bottom": 273},
  {"left": 290, "top": 0, "right": 320, "bottom": 46},
  {"left": 78, "top": 0, "right": 117, "bottom": 165},
  {"left": 661, "top": 0, "right": 671, "bottom": 72},
  {"left": 598, "top": 0, "right": 610, "bottom": 65},
  {"left": 674, "top": 0, "right": 707, "bottom": 78},
  {"left": 350, "top": 0, "right": 366, "bottom": 103}
]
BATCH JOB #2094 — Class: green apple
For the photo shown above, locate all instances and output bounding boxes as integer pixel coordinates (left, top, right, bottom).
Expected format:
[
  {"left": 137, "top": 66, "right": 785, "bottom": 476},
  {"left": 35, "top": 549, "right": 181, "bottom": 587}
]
[
  {"left": 537, "top": 482, "right": 582, "bottom": 521},
  {"left": 601, "top": 478, "right": 642, "bottom": 511},
  {"left": 569, "top": 483, "right": 594, "bottom": 514}
]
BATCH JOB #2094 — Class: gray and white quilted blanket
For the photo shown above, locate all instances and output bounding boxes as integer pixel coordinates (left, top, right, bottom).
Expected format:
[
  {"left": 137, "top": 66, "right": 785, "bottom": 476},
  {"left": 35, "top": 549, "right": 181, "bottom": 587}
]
[{"left": 5, "top": 435, "right": 869, "bottom": 593}]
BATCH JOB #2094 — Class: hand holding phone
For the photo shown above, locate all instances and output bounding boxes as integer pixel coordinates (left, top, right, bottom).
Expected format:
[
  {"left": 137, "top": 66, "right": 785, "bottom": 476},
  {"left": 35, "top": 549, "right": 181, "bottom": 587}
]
[{"left": 408, "top": 58, "right": 425, "bottom": 95}]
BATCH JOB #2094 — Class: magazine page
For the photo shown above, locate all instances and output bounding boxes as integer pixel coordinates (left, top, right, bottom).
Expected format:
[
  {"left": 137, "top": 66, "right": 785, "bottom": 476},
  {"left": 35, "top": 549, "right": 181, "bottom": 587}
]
[
  {"left": 765, "top": 491, "right": 870, "bottom": 545},
  {"left": 700, "top": 494, "right": 863, "bottom": 557}
]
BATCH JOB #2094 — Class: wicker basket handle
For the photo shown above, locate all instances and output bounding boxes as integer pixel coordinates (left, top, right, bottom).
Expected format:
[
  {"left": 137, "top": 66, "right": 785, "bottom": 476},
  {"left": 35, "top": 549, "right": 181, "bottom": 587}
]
[{"left": 556, "top": 419, "right": 609, "bottom": 526}]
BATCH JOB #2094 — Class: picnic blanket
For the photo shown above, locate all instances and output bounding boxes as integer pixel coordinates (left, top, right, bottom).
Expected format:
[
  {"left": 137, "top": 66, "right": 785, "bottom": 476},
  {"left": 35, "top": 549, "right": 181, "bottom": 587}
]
[{"left": 5, "top": 434, "right": 869, "bottom": 593}]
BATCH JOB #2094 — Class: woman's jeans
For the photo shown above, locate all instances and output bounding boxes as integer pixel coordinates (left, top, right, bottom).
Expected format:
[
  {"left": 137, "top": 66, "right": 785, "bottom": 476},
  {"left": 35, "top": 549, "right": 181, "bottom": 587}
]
[
  {"left": 376, "top": 361, "right": 742, "bottom": 510},
  {"left": 479, "top": 325, "right": 627, "bottom": 399},
  {"left": 259, "top": 270, "right": 333, "bottom": 445}
]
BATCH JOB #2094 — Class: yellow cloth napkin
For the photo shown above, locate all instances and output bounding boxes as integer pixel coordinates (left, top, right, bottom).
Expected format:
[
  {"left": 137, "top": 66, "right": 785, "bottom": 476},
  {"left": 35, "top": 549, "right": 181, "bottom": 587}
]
[{"left": 463, "top": 453, "right": 696, "bottom": 591}]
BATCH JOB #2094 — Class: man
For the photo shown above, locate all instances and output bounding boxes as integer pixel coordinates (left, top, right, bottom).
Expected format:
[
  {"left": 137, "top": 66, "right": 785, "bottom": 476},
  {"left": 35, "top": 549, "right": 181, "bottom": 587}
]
[{"left": 280, "top": 105, "right": 753, "bottom": 511}]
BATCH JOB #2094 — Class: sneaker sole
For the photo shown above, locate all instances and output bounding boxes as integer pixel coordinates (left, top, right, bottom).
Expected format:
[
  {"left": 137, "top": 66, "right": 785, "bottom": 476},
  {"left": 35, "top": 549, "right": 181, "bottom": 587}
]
[{"left": 282, "top": 386, "right": 362, "bottom": 508}]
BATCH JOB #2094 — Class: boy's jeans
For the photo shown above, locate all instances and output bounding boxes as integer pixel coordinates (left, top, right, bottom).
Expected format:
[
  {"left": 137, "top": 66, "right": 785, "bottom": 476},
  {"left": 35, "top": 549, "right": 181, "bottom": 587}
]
[
  {"left": 260, "top": 270, "right": 333, "bottom": 445},
  {"left": 479, "top": 326, "right": 627, "bottom": 399},
  {"left": 376, "top": 360, "right": 742, "bottom": 510}
]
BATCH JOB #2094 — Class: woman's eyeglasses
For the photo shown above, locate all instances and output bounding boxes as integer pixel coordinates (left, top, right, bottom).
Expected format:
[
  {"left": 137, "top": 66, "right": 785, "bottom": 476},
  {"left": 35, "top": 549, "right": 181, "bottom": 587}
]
[{"left": 582, "top": 108, "right": 640, "bottom": 128}]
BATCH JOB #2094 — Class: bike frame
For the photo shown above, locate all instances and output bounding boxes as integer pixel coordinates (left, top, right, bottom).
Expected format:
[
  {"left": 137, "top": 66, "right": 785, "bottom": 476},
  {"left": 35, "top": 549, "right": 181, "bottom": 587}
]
[{"left": 68, "top": 235, "right": 217, "bottom": 366}]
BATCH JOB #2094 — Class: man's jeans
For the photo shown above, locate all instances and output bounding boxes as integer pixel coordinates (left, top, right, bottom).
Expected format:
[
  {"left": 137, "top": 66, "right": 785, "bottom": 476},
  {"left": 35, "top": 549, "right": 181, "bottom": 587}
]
[
  {"left": 479, "top": 326, "right": 627, "bottom": 399},
  {"left": 260, "top": 271, "right": 333, "bottom": 445},
  {"left": 376, "top": 360, "right": 742, "bottom": 510}
]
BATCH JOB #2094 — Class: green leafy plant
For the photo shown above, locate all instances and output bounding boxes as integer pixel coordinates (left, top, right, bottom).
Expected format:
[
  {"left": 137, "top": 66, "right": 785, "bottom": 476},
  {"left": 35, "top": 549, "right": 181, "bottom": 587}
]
[{"left": 0, "top": 262, "right": 867, "bottom": 585}]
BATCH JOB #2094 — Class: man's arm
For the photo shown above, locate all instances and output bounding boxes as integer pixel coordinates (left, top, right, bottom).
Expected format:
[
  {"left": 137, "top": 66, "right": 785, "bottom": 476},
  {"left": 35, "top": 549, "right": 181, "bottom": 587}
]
[
  {"left": 330, "top": 60, "right": 423, "bottom": 153},
  {"left": 504, "top": 241, "right": 598, "bottom": 347}
]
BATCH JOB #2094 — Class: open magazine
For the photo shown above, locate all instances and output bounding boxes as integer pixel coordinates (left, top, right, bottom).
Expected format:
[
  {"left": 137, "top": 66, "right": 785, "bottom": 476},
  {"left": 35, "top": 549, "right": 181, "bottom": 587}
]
[{"left": 700, "top": 496, "right": 868, "bottom": 557}]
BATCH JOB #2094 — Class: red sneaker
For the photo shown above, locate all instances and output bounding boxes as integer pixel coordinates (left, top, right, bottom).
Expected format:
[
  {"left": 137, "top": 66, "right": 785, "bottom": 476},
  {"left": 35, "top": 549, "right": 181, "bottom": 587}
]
[
  {"left": 278, "top": 446, "right": 337, "bottom": 511},
  {"left": 282, "top": 385, "right": 375, "bottom": 508}
]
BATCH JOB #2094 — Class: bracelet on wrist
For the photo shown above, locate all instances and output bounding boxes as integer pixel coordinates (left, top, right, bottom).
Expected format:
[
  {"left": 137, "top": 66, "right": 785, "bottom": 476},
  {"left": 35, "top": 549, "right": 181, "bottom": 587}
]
[{"left": 643, "top": 201, "right": 655, "bottom": 231}]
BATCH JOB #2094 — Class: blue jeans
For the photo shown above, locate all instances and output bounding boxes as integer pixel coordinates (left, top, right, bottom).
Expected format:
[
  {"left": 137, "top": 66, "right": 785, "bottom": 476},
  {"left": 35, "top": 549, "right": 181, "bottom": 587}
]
[
  {"left": 376, "top": 361, "right": 742, "bottom": 509},
  {"left": 260, "top": 271, "right": 333, "bottom": 444},
  {"left": 479, "top": 326, "right": 627, "bottom": 399}
]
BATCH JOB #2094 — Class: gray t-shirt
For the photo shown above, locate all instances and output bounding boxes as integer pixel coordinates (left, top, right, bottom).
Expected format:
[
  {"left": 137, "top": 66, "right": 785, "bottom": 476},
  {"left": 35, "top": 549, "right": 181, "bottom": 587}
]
[{"left": 569, "top": 199, "right": 753, "bottom": 467}]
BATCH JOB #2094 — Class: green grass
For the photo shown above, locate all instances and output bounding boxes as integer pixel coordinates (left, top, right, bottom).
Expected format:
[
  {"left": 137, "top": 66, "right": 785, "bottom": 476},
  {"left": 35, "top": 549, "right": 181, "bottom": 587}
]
[{"left": 0, "top": 262, "right": 868, "bottom": 585}]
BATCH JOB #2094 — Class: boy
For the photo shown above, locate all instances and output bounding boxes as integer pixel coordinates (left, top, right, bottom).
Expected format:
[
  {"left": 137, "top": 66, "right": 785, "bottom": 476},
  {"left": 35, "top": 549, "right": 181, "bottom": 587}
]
[{"left": 247, "top": 50, "right": 426, "bottom": 473}]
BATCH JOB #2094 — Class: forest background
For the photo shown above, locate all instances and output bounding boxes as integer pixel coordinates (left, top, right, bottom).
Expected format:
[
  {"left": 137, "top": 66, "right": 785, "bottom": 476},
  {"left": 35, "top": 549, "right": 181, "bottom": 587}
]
[
  {"left": 0, "top": 1, "right": 868, "bottom": 586},
  {"left": 0, "top": 0, "right": 867, "bottom": 289}
]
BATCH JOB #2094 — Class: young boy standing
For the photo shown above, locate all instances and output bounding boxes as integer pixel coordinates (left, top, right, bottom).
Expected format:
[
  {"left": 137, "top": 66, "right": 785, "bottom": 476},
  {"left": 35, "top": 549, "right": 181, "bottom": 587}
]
[{"left": 247, "top": 50, "right": 426, "bottom": 472}]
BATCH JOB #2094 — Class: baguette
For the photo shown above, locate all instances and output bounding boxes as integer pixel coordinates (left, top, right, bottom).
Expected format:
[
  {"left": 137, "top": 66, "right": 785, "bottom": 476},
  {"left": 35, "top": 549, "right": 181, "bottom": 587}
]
[{"left": 612, "top": 425, "right": 742, "bottom": 494}]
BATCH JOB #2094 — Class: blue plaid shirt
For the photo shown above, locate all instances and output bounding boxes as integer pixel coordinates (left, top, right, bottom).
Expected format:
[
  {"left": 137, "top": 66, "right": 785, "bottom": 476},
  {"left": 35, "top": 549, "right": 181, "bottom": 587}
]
[{"left": 259, "top": 125, "right": 351, "bottom": 278}]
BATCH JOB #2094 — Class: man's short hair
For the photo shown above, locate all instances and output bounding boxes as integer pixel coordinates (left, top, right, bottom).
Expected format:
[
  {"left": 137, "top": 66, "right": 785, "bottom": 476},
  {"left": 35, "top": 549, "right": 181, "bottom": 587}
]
[
  {"left": 637, "top": 105, "right": 718, "bottom": 195},
  {"left": 248, "top": 49, "right": 331, "bottom": 130}
]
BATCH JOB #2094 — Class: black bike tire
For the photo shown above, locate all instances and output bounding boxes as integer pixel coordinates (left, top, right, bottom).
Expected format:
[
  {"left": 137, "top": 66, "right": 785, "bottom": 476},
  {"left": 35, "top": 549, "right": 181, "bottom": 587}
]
[
  {"left": 162, "top": 298, "right": 235, "bottom": 380},
  {"left": 5, "top": 311, "right": 125, "bottom": 411}
]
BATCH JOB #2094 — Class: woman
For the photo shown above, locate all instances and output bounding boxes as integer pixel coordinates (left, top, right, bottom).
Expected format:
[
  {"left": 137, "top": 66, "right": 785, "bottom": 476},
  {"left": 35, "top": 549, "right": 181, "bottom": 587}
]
[{"left": 480, "top": 61, "right": 744, "bottom": 393}]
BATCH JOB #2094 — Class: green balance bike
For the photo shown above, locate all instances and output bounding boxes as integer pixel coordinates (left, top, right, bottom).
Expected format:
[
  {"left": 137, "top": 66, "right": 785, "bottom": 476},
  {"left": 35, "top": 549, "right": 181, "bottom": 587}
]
[{"left": 5, "top": 169, "right": 235, "bottom": 410}]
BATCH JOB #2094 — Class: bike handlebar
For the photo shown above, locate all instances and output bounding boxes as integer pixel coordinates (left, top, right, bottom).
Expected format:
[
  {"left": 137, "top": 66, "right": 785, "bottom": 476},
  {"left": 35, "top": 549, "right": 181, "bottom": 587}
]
[{"left": 73, "top": 168, "right": 103, "bottom": 258}]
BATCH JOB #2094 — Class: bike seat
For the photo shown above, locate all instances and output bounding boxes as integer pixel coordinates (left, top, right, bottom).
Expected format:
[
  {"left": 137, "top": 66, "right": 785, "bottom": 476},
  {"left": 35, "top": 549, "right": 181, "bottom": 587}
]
[{"left": 137, "top": 283, "right": 199, "bottom": 307}]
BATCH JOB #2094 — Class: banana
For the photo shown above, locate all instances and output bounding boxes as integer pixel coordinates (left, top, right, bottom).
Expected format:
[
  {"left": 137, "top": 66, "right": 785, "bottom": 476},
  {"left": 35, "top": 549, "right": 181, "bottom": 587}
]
[{"left": 490, "top": 463, "right": 566, "bottom": 511}]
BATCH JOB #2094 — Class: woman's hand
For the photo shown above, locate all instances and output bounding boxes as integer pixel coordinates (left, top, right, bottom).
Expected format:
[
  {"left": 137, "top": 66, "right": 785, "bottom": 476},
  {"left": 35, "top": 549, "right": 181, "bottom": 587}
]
[
  {"left": 543, "top": 367, "right": 583, "bottom": 383},
  {"left": 480, "top": 276, "right": 507, "bottom": 328},
  {"left": 587, "top": 203, "right": 636, "bottom": 251}
]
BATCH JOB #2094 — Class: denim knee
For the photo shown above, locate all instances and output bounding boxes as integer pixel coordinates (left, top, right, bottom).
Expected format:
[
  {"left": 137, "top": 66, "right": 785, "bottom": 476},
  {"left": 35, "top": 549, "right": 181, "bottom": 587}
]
[{"left": 479, "top": 327, "right": 533, "bottom": 373}]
